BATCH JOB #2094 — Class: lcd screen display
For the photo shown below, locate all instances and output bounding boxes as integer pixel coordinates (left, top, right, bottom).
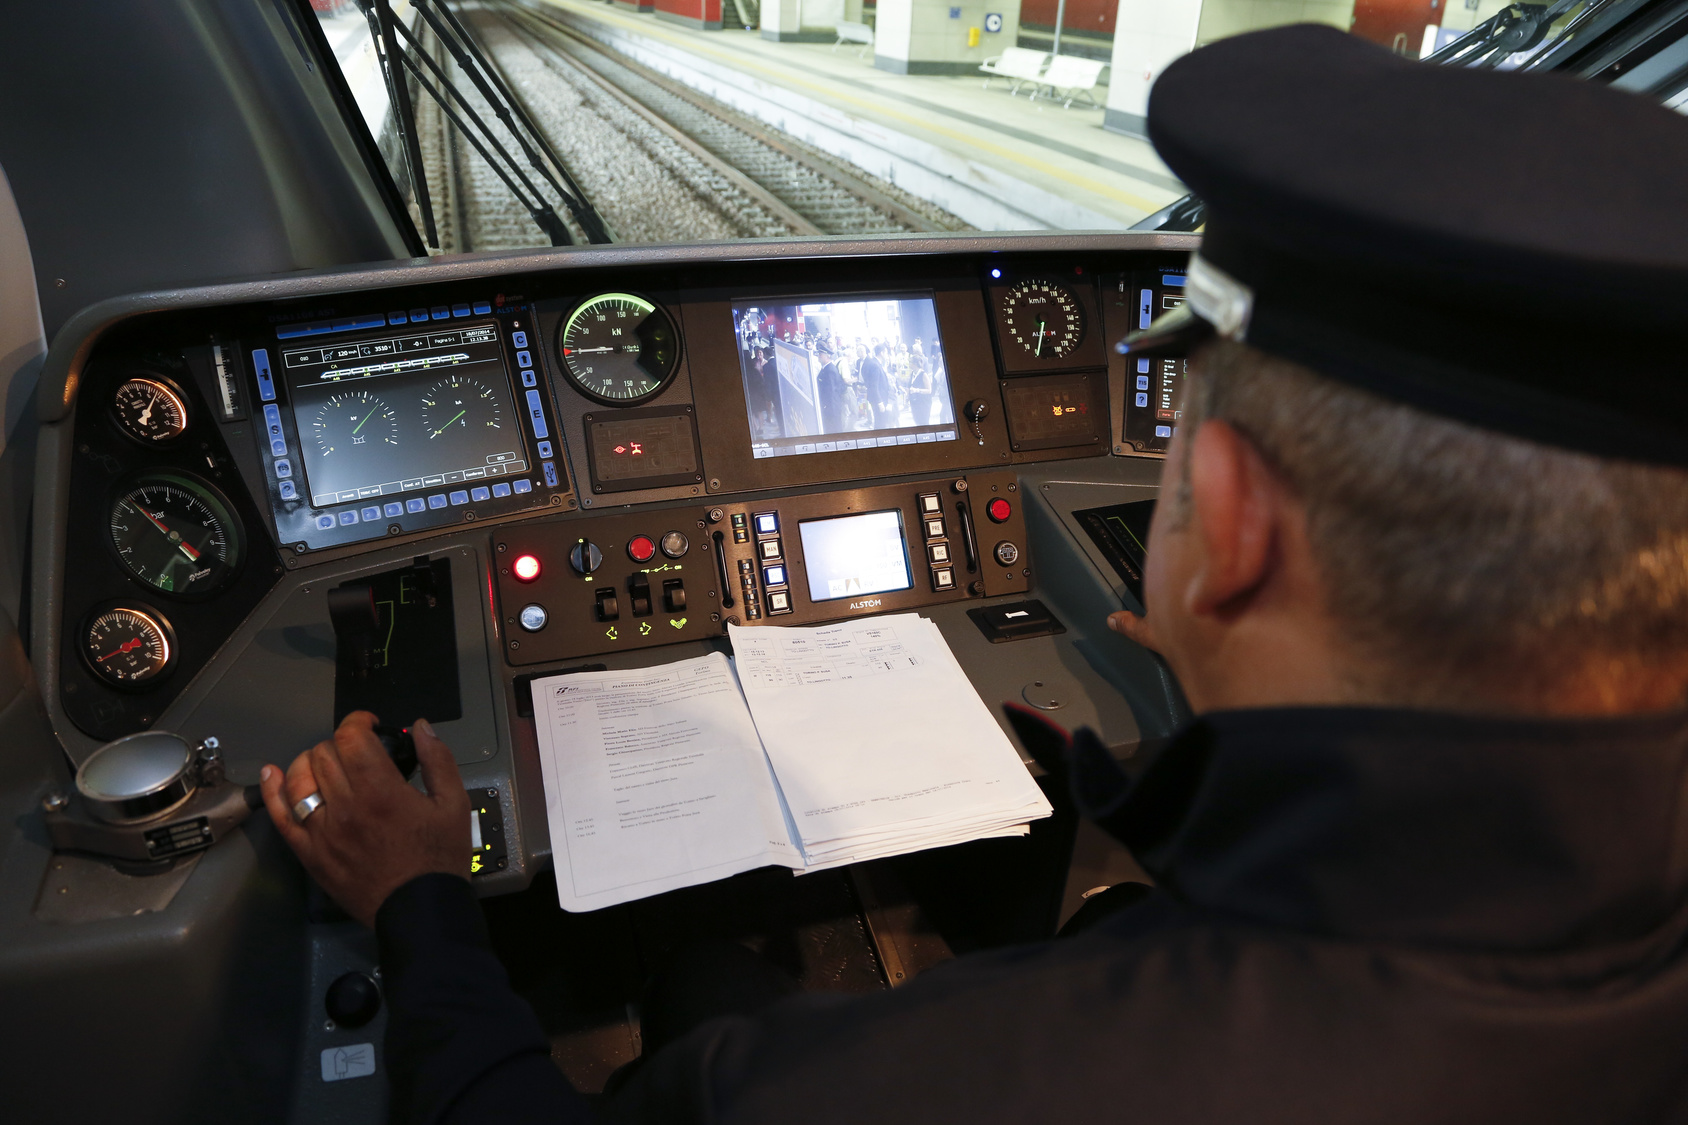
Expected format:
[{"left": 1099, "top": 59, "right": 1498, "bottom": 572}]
[
  {"left": 1121, "top": 270, "right": 1189, "bottom": 455},
  {"left": 798, "top": 510, "right": 914, "bottom": 602},
  {"left": 733, "top": 295, "right": 957, "bottom": 459},
  {"left": 281, "top": 322, "right": 527, "bottom": 506}
]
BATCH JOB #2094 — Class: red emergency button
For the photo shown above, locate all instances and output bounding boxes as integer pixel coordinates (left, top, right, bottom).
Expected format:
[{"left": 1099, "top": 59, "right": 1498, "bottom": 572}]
[
  {"left": 627, "top": 535, "right": 657, "bottom": 563},
  {"left": 512, "top": 554, "right": 542, "bottom": 582},
  {"left": 986, "top": 498, "right": 1012, "bottom": 523}
]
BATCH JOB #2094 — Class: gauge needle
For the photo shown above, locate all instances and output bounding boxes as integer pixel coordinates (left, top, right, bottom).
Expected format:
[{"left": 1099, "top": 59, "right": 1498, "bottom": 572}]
[
  {"left": 138, "top": 398, "right": 154, "bottom": 426},
  {"left": 98, "top": 638, "right": 144, "bottom": 662},
  {"left": 571, "top": 347, "right": 615, "bottom": 354},
  {"left": 141, "top": 508, "right": 201, "bottom": 562},
  {"left": 430, "top": 410, "right": 466, "bottom": 437},
  {"left": 352, "top": 411, "right": 371, "bottom": 435},
  {"left": 1036, "top": 321, "right": 1046, "bottom": 357}
]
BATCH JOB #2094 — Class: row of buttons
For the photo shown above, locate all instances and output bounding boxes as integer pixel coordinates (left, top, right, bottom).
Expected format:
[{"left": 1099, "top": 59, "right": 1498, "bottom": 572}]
[
  {"left": 310, "top": 479, "right": 533, "bottom": 529},
  {"left": 751, "top": 512, "right": 794, "bottom": 616},
  {"left": 510, "top": 328, "right": 561, "bottom": 491},
  {"left": 274, "top": 301, "right": 493, "bottom": 340},
  {"left": 919, "top": 492, "right": 956, "bottom": 591}
]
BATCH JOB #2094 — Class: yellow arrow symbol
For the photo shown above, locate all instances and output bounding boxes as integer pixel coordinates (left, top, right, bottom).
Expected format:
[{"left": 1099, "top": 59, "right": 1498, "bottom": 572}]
[
  {"left": 605, "top": 626, "right": 618, "bottom": 640},
  {"left": 639, "top": 622, "right": 653, "bottom": 636},
  {"left": 669, "top": 617, "right": 687, "bottom": 629}
]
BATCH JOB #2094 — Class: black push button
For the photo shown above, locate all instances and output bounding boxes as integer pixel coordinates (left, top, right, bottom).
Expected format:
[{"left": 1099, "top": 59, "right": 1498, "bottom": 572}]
[
  {"left": 325, "top": 971, "right": 382, "bottom": 1029},
  {"left": 966, "top": 599, "right": 1067, "bottom": 644},
  {"left": 595, "top": 588, "right": 620, "bottom": 621},
  {"left": 629, "top": 575, "right": 653, "bottom": 617},
  {"left": 663, "top": 579, "right": 686, "bottom": 613}
]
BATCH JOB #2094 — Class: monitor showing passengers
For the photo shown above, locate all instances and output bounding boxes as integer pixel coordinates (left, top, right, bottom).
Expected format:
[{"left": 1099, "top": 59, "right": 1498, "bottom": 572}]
[{"left": 732, "top": 294, "right": 957, "bottom": 459}]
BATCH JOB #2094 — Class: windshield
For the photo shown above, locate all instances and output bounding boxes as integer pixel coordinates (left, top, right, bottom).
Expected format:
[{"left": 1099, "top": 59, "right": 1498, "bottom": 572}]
[{"left": 301, "top": 0, "right": 1672, "bottom": 250}]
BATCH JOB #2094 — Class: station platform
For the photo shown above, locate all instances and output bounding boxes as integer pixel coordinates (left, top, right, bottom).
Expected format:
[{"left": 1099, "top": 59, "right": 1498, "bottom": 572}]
[{"left": 533, "top": 0, "right": 1186, "bottom": 229}]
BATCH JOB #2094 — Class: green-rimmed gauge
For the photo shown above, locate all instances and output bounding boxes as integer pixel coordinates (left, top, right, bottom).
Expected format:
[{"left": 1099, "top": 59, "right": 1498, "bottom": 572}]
[
  {"left": 558, "top": 293, "right": 680, "bottom": 405},
  {"left": 108, "top": 472, "right": 244, "bottom": 597}
]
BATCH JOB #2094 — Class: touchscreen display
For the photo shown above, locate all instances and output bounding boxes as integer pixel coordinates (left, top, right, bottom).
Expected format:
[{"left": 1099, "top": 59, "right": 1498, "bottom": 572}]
[
  {"left": 732, "top": 295, "right": 957, "bottom": 459},
  {"left": 798, "top": 510, "right": 914, "bottom": 602},
  {"left": 281, "top": 322, "right": 527, "bottom": 506},
  {"left": 1121, "top": 270, "right": 1189, "bottom": 455}
]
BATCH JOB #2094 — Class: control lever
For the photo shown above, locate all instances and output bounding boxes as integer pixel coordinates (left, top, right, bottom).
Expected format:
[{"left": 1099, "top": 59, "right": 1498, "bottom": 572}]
[
  {"left": 956, "top": 500, "right": 980, "bottom": 574},
  {"left": 963, "top": 399, "right": 990, "bottom": 445},
  {"left": 712, "top": 530, "right": 735, "bottom": 608},
  {"left": 327, "top": 584, "right": 380, "bottom": 680},
  {"left": 374, "top": 724, "right": 419, "bottom": 780}
]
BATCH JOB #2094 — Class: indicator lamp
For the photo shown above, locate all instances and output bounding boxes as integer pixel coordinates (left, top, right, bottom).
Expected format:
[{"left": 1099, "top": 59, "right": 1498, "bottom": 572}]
[
  {"left": 986, "top": 498, "right": 1013, "bottom": 523},
  {"left": 513, "top": 554, "right": 542, "bottom": 582},
  {"left": 990, "top": 268, "right": 1002, "bottom": 279}
]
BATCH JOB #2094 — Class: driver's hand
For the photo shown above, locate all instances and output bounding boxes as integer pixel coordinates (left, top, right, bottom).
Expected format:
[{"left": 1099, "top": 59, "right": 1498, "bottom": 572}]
[
  {"left": 1107, "top": 609, "right": 1161, "bottom": 655},
  {"left": 259, "top": 712, "right": 471, "bottom": 927}
]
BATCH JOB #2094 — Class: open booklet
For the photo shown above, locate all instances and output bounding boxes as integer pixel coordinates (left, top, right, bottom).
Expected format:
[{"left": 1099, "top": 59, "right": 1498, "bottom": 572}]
[{"left": 529, "top": 613, "right": 1052, "bottom": 911}]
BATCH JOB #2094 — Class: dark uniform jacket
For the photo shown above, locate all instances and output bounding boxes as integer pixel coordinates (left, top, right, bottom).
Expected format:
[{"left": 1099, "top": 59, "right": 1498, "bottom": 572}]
[{"left": 377, "top": 706, "right": 1688, "bottom": 1124}]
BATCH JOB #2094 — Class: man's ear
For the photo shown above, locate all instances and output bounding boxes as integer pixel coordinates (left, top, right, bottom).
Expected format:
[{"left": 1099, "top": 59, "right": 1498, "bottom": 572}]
[{"left": 1183, "top": 420, "right": 1278, "bottom": 618}]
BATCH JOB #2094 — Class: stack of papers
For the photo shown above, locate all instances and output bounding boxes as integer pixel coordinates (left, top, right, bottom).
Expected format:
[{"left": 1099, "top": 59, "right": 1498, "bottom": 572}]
[{"left": 529, "top": 614, "right": 1052, "bottom": 911}]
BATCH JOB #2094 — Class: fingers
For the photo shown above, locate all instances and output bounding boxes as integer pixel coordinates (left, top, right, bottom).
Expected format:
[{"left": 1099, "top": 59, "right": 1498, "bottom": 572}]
[
  {"left": 1108, "top": 610, "right": 1160, "bottom": 654},
  {"left": 260, "top": 764, "right": 315, "bottom": 858},
  {"left": 308, "top": 738, "right": 357, "bottom": 807},
  {"left": 334, "top": 710, "right": 402, "bottom": 788},
  {"left": 283, "top": 751, "right": 321, "bottom": 805},
  {"left": 413, "top": 718, "right": 467, "bottom": 810}
]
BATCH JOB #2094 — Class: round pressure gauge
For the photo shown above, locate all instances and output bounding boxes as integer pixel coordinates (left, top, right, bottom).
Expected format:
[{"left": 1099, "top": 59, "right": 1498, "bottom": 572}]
[
  {"left": 998, "top": 279, "right": 1085, "bottom": 359},
  {"left": 108, "top": 472, "right": 244, "bottom": 597},
  {"left": 82, "top": 605, "right": 176, "bottom": 687},
  {"left": 558, "top": 293, "right": 681, "bottom": 406},
  {"left": 112, "top": 377, "right": 189, "bottom": 444}
]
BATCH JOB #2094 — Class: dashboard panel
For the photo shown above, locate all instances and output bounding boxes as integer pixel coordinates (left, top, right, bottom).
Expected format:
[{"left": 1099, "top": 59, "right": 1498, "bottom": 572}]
[{"left": 31, "top": 232, "right": 1197, "bottom": 889}]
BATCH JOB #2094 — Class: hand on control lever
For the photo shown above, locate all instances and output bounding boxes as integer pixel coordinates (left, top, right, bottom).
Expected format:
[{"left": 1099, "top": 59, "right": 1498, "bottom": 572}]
[
  {"left": 259, "top": 711, "right": 470, "bottom": 927},
  {"left": 1107, "top": 609, "right": 1162, "bottom": 655}
]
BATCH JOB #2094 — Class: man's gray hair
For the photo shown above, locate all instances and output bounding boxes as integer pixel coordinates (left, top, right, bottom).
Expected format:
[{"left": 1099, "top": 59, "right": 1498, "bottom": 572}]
[{"left": 1186, "top": 340, "right": 1688, "bottom": 703}]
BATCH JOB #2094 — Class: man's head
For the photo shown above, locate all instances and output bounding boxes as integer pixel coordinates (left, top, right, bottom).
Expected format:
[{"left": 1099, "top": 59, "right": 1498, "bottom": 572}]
[{"left": 1138, "top": 341, "right": 1688, "bottom": 717}]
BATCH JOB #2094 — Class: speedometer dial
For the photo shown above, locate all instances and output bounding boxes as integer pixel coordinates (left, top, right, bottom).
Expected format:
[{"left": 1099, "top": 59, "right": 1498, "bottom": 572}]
[
  {"left": 558, "top": 293, "right": 680, "bottom": 406},
  {"left": 108, "top": 472, "right": 243, "bottom": 597},
  {"left": 998, "top": 279, "right": 1085, "bottom": 359}
]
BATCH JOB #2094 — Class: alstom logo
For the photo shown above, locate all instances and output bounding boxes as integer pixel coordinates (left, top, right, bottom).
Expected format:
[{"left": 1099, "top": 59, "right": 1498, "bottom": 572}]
[{"left": 848, "top": 598, "right": 883, "bottom": 610}]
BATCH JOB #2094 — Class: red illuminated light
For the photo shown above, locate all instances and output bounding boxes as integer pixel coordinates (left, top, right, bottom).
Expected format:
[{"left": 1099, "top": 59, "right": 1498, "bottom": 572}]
[
  {"left": 513, "top": 554, "right": 542, "bottom": 582},
  {"left": 986, "top": 498, "right": 1012, "bottom": 523}
]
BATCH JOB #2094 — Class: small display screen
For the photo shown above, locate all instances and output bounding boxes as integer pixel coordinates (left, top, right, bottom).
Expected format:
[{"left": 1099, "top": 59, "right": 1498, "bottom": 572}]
[
  {"left": 1003, "top": 375, "right": 1102, "bottom": 450},
  {"left": 282, "top": 322, "right": 526, "bottom": 506},
  {"left": 1121, "top": 271, "right": 1189, "bottom": 455},
  {"left": 587, "top": 412, "right": 700, "bottom": 486},
  {"left": 797, "top": 510, "right": 914, "bottom": 602},
  {"left": 732, "top": 295, "right": 957, "bottom": 459}
]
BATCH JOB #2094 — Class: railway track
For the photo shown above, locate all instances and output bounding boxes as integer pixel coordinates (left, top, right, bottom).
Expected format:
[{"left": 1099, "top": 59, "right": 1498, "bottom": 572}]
[{"left": 420, "top": 0, "right": 967, "bottom": 250}]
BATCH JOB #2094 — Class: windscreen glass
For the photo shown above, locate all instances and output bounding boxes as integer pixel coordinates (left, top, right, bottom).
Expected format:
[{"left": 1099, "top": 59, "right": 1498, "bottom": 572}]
[
  {"left": 733, "top": 296, "right": 955, "bottom": 460},
  {"left": 283, "top": 322, "right": 526, "bottom": 507},
  {"left": 798, "top": 510, "right": 914, "bottom": 602}
]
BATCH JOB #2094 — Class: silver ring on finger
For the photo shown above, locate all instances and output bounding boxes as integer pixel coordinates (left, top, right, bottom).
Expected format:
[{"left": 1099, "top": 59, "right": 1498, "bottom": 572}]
[{"left": 292, "top": 792, "right": 325, "bottom": 824}]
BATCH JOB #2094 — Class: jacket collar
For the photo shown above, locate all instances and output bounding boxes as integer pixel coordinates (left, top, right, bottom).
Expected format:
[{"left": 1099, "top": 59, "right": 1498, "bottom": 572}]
[{"left": 1075, "top": 707, "right": 1688, "bottom": 952}]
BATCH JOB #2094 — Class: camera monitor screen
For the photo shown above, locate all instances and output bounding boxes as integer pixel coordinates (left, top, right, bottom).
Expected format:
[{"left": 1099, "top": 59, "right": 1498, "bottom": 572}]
[
  {"left": 281, "top": 322, "right": 527, "bottom": 507},
  {"left": 732, "top": 295, "right": 957, "bottom": 459},
  {"left": 798, "top": 510, "right": 914, "bottom": 602}
]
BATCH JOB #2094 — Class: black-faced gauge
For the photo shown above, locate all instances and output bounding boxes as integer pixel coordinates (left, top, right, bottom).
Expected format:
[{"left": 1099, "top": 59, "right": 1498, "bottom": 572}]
[
  {"left": 112, "top": 377, "right": 189, "bottom": 444},
  {"left": 81, "top": 605, "right": 176, "bottom": 687},
  {"left": 311, "top": 389, "right": 399, "bottom": 457},
  {"left": 998, "top": 279, "right": 1085, "bottom": 359},
  {"left": 108, "top": 472, "right": 244, "bottom": 597},
  {"left": 420, "top": 374, "right": 504, "bottom": 439},
  {"left": 558, "top": 293, "right": 680, "bottom": 406}
]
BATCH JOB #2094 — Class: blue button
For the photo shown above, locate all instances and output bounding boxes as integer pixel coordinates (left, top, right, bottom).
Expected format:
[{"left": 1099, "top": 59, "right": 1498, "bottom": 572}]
[
  {"left": 1155, "top": 425, "right": 1172, "bottom": 438},
  {"left": 410, "top": 308, "right": 429, "bottom": 323},
  {"left": 274, "top": 458, "right": 292, "bottom": 479},
  {"left": 492, "top": 482, "right": 511, "bottom": 498},
  {"left": 525, "top": 389, "right": 549, "bottom": 439},
  {"left": 389, "top": 311, "right": 408, "bottom": 325},
  {"left": 406, "top": 498, "right": 426, "bottom": 513},
  {"left": 270, "top": 438, "right": 288, "bottom": 457},
  {"left": 361, "top": 505, "right": 382, "bottom": 522},
  {"left": 515, "top": 350, "right": 531, "bottom": 367},
  {"left": 537, "top": 440, "right": 552, "bottom": 458},
  {"left": 521, "top": 369, "right": 536, "bottom": 387},
  {"left": 1137, "top": 358, "right": 1151, "bottom": 374},
  {"left": 316, "top": 514, "right": 336, "bottom": 530},
  {"left": 431, "top": 306, "right": 450, "bottom": 320},
  {"left": 513, "top": 478, "right": 533, "bottom": 494},
  {"left": 1135, "top": 393, "right": 1149, "bottom": 408},
  {"left": 449, "top": 490, "right": 470, "bottom": 505},
  {"left": 263, "top": 402, "right": 281, "bottom": 429},
  {"left": 339, "top": 510, "right": 360, "bottom": 526},
  {"left": 764, "top": 564, "right": 786, "bottom": 586},
  {"left": 470, "top": 486, "right": 491, "bottom": 502},
  {"left": 275, "top": 325, "right": 310, "bottom": 339},
  {"left": 278, "top": 480, "right": 297, "bottom": 500},
  {"left": 1136, "top": 376, "right": 1149, "bottom": 391},
  {"left": 384, "top": 502, "right": 403, "bottom": 517},
  {"left": 754, "top": 512, "right": 779, "bottom": 534},
  {"left": 253, "top": 349, "right": 276, "bottom": 402},
  {"left": 542, "top": 461, "right": 558, "bottom": 488},
  {"left": 329, "top": 318, "right": 354, "bottom": 333},
  {"left": 473, "top": 301, "right": 492, "bottom": 315},
  {"left": 353, "top": 314, "right": 386, "bottom": 330},
  {"left": 512, "top": 331, "right": 528, "bottom": 348},
  {"left": 428, "top": 494, "right": 448, "bottom": 509},
  {"left": 452, "top": 303, "right": 470, "bottom": 318}
]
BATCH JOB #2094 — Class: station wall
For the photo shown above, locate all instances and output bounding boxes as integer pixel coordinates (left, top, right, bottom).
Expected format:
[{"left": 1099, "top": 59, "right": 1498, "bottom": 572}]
[{"left": 873, "top": 0, "right": 1025, "bottom": 74}]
